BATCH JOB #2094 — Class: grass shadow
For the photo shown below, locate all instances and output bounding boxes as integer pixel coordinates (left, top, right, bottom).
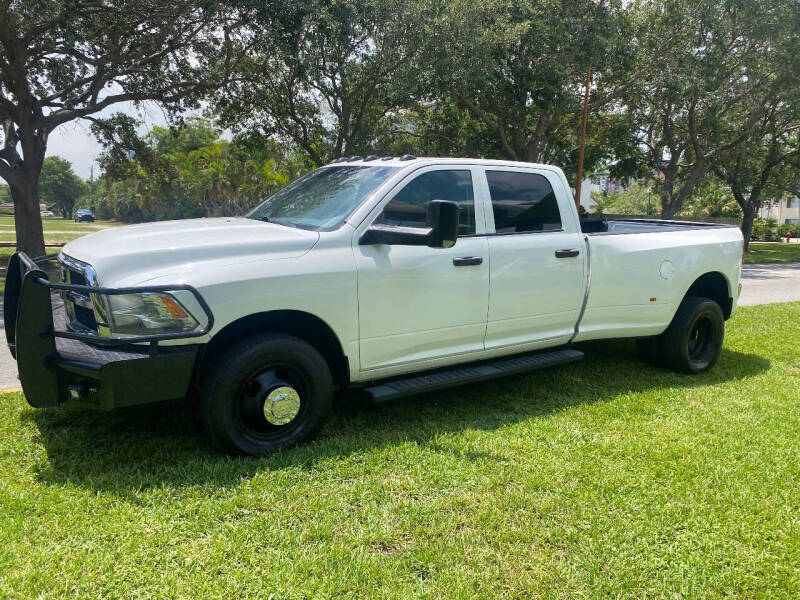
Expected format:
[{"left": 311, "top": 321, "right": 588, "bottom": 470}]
[{"left": 28, "top": 339, "right": 770, "bottom": 494}]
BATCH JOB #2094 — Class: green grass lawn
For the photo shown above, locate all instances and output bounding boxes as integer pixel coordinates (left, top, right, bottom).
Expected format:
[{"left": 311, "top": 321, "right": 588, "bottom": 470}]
[
  {"left": 1, "top": 302, "right": 798, "bottom": 598},
  {"left": 0, "top": 215, "right": 118, "bottom": 241},
  {"left": 745, "top": 242, "right": 800, "bottom": 264}
]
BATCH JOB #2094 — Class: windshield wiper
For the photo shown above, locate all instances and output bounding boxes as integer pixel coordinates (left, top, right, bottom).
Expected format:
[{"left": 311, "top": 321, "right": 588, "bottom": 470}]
[{"left": 251, "top": 215, "right": 302, "bottom": 229}]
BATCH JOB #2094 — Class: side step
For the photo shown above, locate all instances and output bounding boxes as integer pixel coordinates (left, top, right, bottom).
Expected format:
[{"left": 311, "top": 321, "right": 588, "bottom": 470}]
[{"left": 363, "top": 348, "right": 584, "bottom": 403}]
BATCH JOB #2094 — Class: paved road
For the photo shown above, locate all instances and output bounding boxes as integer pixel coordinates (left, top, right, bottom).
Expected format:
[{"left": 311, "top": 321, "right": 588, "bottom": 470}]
[
  {"left": 738, "top": 262, "right": 800, "bottom": 306},
  {"left": 1, "top": 263, "right": 799, "bottom": 391},
  {"left": 0, "top": 295, "right": 18, "bottom": 390}
]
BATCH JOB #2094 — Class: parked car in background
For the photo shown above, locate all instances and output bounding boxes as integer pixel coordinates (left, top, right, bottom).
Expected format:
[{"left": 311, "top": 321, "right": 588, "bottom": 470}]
[
  {"left": 40, "top": 210, "right": 56, "bottom": 218},
  {"left": 6, "top": 157, "right": 744, "bottom": 456},
  {"left": 74, "top": 208, "right": 95, "bottom": 222}
]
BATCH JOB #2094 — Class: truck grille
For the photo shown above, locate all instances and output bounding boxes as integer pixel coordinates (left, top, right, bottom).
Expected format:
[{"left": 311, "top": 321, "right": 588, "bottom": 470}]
[
  {"left": 73, "top": 303, "right": 98, "bottom": 330},
  {"left": 67, "top": 269, "right": 87, "bottom": 287}
]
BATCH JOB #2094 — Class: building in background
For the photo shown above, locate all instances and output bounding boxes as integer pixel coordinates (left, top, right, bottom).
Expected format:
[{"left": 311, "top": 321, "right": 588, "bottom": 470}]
[
  {"left": 758, "top": 196, "right": 800, "bottom": 225},
  {"left": 578, "top": 169, "right": 626, "bottom": 212}
]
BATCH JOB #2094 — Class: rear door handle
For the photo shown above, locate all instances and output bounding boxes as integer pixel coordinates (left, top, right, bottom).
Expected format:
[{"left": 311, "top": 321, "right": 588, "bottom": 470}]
[
  {"left": 555, "top": 249, "right": 580, "bottom": 258},
  {"left": 453, "top": 256, "right": 483, "bottom": 266}
]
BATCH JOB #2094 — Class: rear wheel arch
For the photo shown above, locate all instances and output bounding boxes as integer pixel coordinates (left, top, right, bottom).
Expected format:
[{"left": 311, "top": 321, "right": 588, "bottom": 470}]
[
  {"left": 199, "top": 310, "right": 349, "bottom": 387},
  {"left": 682, "top": 271, "right": 733, "bottom": 319}
]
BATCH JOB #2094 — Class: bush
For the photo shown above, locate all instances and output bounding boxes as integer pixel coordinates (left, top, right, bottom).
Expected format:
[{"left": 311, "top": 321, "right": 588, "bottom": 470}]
[
  {"left": 780, "top": 222, "right": 800, "bottom": 239},
  {"left": 751, "top": 218, "right": 779, "bottom": 241}
]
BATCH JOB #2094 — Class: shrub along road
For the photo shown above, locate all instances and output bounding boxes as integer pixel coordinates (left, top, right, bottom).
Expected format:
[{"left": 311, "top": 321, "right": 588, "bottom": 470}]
[{"left": 0, "top": 302, "right": 799, "bottom": 597}]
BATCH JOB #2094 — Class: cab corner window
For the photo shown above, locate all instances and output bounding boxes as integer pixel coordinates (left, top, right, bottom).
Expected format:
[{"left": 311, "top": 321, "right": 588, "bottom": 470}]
[
  {"left": 486, "top": 170, "right": 562, "bottom": 234},
  {"left": 377, "top": 170, "right": 476, "bottom": 236}
]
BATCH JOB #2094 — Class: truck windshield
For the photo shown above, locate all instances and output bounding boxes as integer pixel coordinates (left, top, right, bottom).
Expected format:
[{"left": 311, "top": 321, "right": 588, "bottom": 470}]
[{"left": 246, "top": 165, "right": 400, "bottom": 231}]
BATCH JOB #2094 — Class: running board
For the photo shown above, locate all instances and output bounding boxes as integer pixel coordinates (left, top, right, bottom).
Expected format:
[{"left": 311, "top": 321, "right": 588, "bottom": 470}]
[{"left": 363, "top": 348, "right": 584, "bottom": 403}]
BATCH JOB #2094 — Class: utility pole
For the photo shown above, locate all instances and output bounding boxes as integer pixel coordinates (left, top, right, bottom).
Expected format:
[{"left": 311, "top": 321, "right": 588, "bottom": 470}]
[{"left": 574, "top": 64, "right": 592, "bottom": 213}]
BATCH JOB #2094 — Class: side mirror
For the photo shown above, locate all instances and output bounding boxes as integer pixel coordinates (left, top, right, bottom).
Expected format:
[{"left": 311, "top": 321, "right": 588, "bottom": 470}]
[
  {"left": 359, "top": 199, "right": 460, "bottom": 248},
  {"left": 426, "top": 199, "right": 459, "bottom": 248}
]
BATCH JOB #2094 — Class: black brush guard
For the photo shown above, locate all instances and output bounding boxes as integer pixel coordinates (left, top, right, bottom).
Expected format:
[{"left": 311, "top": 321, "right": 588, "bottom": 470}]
[{"left": 4, "top": 252, "right": 214, "bottom": 410}]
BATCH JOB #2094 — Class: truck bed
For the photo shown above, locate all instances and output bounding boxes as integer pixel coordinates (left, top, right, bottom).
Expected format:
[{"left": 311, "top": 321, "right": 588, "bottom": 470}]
[{"left": 580, "top": 218, "right": 738, "bottom": 235}]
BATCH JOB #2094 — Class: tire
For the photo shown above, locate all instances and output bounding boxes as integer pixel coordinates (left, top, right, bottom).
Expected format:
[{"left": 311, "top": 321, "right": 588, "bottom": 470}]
[
  {"left": 659, "top": 296, "right": 724, "bottom": 374},
  {"left": 200, "top": 334, "right": 333, "bottom": 456}
]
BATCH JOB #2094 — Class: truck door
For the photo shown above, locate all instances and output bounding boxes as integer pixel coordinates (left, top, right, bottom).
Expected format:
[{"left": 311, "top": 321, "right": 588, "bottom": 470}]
[
  {"left": 354, "top": 166, "right": 490, "bottom": 374},
  {"left": 480, "top": 167, "right": 585, "bottom": 351}
]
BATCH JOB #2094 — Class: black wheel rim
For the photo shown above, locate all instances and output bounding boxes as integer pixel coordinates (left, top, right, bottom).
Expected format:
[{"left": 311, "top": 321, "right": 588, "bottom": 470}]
[
  {"left": 687, "top": 315, "right": 715, "bottom": 363},
  {"left": 237, "top": 364, "right": 309, "bottom": 441}
]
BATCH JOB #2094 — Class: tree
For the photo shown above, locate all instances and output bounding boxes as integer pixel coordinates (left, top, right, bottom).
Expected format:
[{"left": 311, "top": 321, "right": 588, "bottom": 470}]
[
  {"left": 626, "top": 0, "right": 799, "bottom": 217},
  {"left": 420, "top": 0, "right": 634, "bottom": 178},
  {"left": 38, "top": 156, "right": 88, "bottom": 219},
  {"left": 94, "top": 118, "right": 300, "bottom": 222},
  {"left": 0, "top": 0, "right": 241, "bottom": 255},
  {"left": 715, "top": 100, "right": 800, "bottom": 249},
  {"left": 591, "top": 181, "right": 661, "bottom": 215},
  {"left": 679, "top": 178, "right": 741, "bottom": 219},
  {"left": 217, "top": 0, "right": 437, "bottom": 166},
  {"left": 705, "top": 0, "right": 800, "bottom": 248}
]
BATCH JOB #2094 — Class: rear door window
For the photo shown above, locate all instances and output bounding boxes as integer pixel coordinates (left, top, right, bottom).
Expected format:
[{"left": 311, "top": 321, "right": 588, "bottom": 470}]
[{"left": 486, "top": 170, "right": 562, "bottom": 233}]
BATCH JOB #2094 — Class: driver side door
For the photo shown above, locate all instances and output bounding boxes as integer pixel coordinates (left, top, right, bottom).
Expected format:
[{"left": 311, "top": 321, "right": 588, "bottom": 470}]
[{"left": 354, "top": 166, "right": 490, "bottom": 376}]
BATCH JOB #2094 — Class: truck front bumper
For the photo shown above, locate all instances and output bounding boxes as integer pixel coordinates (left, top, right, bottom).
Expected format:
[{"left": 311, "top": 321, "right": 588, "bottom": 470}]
[{"left": 4, "top": 252, "right": 210, "bottom": 410}]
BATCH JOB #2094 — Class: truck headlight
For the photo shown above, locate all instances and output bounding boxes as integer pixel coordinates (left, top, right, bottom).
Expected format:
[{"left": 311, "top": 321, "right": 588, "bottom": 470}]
[{"left": 94, "top": 292, "right": 200, "bottom": 337}]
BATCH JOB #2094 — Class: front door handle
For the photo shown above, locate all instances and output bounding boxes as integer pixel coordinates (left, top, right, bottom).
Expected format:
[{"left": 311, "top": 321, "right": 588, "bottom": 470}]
[
  {"left": 555, "top": 249, "right": 580, "bottom": 258},
  {"left": 453, "top": 256, "right": 483, "bottom": 266}
]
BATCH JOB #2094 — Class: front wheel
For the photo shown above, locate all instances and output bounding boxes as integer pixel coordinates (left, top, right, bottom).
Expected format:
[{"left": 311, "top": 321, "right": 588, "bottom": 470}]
[
  {"left": 659, "top": 296, "right": 725, "bottom": 374},
  {"left": 201, "top": 334, "right": 333, "bottom": 456}
]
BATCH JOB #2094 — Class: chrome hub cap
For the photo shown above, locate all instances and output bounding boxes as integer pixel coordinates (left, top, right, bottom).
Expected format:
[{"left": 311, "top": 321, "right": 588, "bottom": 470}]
[{"left": 262, "top": 386, "right": 301, "bottom": 425}]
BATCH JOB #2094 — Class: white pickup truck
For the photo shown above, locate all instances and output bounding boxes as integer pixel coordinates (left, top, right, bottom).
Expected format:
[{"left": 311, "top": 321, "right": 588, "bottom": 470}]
[{"left": 5, "top": 157, "right": 744, "bottom": 455}]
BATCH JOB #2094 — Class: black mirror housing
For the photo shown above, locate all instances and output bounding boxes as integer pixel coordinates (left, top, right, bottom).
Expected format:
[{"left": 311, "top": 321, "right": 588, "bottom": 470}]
[
  {"left": 426, "top": 200, "right": 459, "bottom": 248},
  {"left": 359, "top": 199, "right": 460, "bottom": 248}
]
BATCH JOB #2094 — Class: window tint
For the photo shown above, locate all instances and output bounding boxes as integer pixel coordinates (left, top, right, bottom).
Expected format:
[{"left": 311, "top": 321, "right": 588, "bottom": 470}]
[
  {"left": 486, "top": 170, "right": 562, "bottom": 233},
  {"left": 377, "top": 170, "right": 476, "bottom": 235}
]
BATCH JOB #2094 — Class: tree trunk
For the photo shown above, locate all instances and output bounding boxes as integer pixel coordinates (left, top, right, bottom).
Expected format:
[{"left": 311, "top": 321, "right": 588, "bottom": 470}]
[
  {"left": 740, "top": 205, "right": 755, "bottom": 252},
  {"left": 11, "top": 177, "right": 46, "bottom": 258},
  {"left": 660, "top": 169, "right": 678, "bottom": 217}
]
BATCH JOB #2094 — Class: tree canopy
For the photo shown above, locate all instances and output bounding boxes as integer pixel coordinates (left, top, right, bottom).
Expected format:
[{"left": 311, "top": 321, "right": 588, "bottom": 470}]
[
  {"left": 625, "top": 0, "right": 800, "bottom": 217},
  {"left": 38, "top": 156, "right": 88, "bottom": 219},
  {"left": 216, "top": 0, "right": 438, "bottom": 166},
  {"left": 0, "top": 0, "right": 242, "bottom": 254},
  {"left": 92, "top": 118, "right": 303, "bottom": 222}
]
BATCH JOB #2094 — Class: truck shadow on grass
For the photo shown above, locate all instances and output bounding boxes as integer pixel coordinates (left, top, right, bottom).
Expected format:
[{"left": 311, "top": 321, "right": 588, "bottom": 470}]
[{"left": 27, "top": 340, "right": 770, "bottom": 495}]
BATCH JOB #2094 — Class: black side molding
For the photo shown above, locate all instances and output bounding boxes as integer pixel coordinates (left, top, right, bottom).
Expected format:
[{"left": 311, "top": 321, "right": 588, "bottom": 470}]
[{"left": 363, "top": 348, "right": 584, "bottom": 403}]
